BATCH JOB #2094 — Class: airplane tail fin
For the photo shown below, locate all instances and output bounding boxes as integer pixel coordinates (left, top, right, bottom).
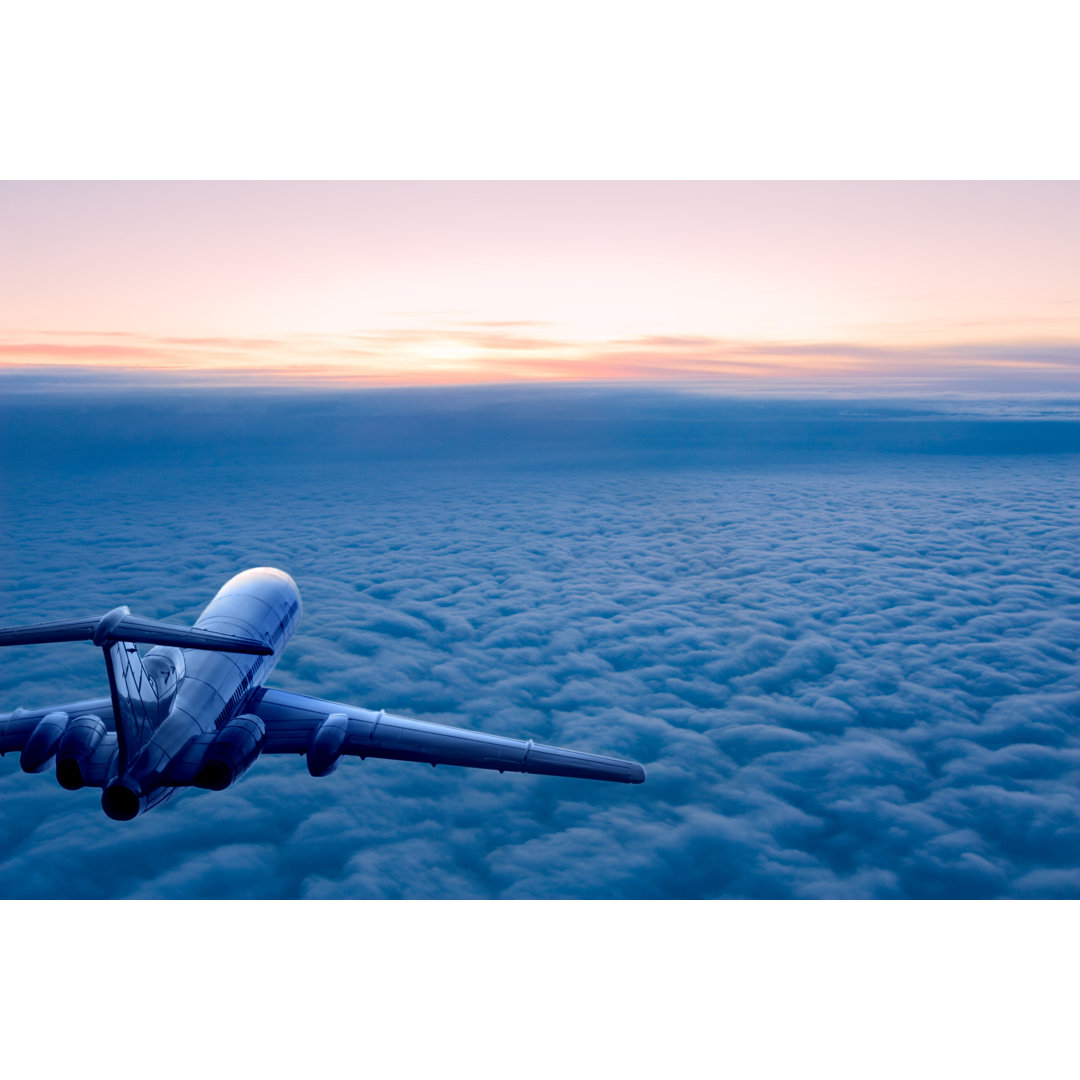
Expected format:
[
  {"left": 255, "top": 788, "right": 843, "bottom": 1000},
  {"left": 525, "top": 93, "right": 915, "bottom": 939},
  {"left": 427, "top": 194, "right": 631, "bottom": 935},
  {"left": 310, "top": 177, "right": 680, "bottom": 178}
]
[{"left": 0, "top": 607, "right": 272, "bottom": 776}]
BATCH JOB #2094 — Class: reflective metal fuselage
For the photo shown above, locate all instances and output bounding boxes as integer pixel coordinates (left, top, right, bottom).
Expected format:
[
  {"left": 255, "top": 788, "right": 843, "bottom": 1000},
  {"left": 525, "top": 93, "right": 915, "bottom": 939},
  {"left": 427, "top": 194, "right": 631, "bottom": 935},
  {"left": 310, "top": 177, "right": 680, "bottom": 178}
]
[{"left": 111, "top": 568, "right": 301, "bottom": 814}]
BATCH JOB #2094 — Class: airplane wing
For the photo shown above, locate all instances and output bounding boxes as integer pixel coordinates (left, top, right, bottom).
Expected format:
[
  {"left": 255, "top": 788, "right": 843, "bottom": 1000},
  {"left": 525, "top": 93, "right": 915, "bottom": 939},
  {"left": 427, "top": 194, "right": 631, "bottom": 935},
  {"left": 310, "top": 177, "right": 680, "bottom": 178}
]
[
  {"left": 248, "top": 687, "right": 647, "bottom": 784},
  {"left": 3, "top": 692, "right": 647, "bottom": 785},
  {"left": 0, "top": 698, "right": 114, "bottom": 754},
  {"left": 1, "top": 698, "right": 118, "bottom": 785}
]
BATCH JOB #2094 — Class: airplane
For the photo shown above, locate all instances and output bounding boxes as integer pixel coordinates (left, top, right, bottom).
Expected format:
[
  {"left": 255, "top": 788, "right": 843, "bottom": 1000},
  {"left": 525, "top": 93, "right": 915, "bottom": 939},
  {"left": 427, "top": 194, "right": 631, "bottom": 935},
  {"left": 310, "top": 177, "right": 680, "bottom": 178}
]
[{"left": 0, "top": 567, "right": 646, "bottom": 819}]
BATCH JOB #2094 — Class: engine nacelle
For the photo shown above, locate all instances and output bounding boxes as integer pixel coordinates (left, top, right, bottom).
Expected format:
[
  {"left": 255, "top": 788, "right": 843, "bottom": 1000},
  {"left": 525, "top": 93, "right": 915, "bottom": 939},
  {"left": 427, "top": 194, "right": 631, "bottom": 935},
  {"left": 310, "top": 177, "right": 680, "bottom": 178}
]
[
  {"left": 307, "top": 713, "right": 349, "bottom": 777},
  {"left": 21, "top": 711, "right": 69, "bottom": 773},
  {"left": 101, "top": 781, "right": 175, "bottom": 821},
  {"left": 55, "top": 714, "right": 107, "bottom": 790},
  {"left": 193, "top": 713, "right": 266, "bottom": 791}
]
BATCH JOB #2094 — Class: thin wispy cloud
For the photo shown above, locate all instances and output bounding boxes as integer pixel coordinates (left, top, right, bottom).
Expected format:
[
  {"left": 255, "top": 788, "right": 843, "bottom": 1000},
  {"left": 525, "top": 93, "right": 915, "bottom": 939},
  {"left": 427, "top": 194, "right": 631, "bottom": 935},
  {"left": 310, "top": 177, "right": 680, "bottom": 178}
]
[{"left": 1, "top": 325, "right": 1077, "bottom": 391}]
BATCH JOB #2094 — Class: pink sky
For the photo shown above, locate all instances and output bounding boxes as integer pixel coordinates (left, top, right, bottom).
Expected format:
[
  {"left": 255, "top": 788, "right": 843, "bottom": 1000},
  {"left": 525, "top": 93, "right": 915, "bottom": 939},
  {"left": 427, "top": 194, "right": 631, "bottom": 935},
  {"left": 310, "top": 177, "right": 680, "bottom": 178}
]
[{"left": 1, "top": 182, "right": 1077, "bottom": 390}]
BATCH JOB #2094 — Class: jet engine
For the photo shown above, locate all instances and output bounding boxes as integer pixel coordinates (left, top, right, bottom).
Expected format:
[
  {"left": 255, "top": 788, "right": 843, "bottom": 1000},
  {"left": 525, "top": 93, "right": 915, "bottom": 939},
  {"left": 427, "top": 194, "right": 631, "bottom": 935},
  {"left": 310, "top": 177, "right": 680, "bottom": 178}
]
[
  {"left": 55, "top": 714, "right": 108, "bottom": 790},
  {"left": 20, "top": 711, "right": 69, "bottom": 773},
  {"left": 307, "top": 712, "right": 349, "bottom": 777},
  {"left": 193, "top": 713, "right": 266, "bottom": 791}
]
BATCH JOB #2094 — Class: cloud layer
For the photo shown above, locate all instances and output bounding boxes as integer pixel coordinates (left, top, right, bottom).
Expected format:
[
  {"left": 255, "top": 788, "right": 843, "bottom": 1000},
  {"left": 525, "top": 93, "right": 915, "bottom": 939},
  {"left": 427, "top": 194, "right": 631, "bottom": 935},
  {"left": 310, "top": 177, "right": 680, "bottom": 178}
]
[{"left": 1, "top": 389, "right": 1077, "bottom": 897}]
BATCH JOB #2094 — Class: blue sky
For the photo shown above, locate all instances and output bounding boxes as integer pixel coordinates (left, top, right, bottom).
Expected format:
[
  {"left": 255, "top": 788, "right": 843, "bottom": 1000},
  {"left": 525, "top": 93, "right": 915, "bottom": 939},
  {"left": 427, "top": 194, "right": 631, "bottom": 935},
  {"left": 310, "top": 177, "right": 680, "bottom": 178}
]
[{"left": 1, "top": 385, "right": 1078, "bottom": 897}]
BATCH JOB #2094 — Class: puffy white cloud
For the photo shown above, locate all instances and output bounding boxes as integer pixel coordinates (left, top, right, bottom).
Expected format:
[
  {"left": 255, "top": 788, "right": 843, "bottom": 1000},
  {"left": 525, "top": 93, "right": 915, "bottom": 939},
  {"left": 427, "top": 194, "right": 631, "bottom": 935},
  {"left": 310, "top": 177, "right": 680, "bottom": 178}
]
[{"left": 0, "top": 388, "right": 1077, "bottom": 897}]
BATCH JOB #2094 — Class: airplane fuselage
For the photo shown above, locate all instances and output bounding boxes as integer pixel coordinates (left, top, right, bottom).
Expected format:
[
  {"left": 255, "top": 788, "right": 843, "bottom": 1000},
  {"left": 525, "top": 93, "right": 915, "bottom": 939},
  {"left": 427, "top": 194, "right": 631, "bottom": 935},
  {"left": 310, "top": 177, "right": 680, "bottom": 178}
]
[
  {"left": 169, "top": 565, "right": 300, "bottom": 735},
  {"left": 103, "top": 567, "right": 301, "bottom": 818}
]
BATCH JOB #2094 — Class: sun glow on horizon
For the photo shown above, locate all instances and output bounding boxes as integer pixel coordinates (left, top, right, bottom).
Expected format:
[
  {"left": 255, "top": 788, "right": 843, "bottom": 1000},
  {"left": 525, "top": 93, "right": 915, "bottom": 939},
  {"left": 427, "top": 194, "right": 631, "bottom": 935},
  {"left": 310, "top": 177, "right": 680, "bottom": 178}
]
[
  {"left": 2, "top": 322, "right": 1076, "bottom": 395},
  {"left": 1, "top": 182, "right": 1077, "bottom": 392}
]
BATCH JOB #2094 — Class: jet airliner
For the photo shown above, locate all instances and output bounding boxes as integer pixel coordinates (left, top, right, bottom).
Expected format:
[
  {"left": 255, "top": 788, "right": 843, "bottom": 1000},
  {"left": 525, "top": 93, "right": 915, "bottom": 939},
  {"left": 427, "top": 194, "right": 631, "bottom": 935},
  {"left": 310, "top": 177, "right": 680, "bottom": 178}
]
[{"left": 0, "top": 568, "right": 646, "bottom": 819}]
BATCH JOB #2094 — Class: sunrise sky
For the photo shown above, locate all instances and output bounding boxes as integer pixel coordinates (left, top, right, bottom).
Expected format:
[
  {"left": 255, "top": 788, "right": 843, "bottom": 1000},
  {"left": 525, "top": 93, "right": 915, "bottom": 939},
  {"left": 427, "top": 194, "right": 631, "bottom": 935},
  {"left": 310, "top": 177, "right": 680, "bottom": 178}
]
[{"left": 2, "top": 181, "right": 1077, "bottom": 391}]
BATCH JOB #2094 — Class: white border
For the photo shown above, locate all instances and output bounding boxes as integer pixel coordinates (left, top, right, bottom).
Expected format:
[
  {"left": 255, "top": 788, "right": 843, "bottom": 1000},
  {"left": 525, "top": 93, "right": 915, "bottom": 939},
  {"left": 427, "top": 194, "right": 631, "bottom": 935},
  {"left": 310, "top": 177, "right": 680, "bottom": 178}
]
[
  {"left": 2, "top": 1, "right": 1079, "bottom": 177},
  {"left": 4, "top": 901, "right": 1076, "bottom": 1078}
]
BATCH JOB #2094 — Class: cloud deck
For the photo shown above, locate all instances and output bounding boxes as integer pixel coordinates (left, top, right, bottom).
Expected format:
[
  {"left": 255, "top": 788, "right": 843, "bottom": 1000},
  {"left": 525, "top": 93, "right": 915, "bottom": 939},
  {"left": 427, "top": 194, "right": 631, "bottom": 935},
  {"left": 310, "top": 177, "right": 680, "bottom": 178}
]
[{"left": 0, "top": 388, "right": 1077, "bottom": 898}]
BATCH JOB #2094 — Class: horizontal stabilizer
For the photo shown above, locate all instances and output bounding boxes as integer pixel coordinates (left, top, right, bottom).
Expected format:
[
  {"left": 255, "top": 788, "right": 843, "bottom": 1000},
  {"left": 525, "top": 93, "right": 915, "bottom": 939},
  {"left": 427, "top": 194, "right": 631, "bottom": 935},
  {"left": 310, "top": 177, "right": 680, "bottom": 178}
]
[{"left": 0, "top": 609, "right": 272, "bottom": 655}]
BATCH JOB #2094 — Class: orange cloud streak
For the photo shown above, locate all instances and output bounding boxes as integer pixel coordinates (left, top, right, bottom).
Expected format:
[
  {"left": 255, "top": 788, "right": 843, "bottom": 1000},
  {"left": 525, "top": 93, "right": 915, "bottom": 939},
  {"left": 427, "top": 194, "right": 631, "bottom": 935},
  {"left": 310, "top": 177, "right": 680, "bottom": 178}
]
[{"left": 0, "top": 325, "right": 1076, "bottom": 390}]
